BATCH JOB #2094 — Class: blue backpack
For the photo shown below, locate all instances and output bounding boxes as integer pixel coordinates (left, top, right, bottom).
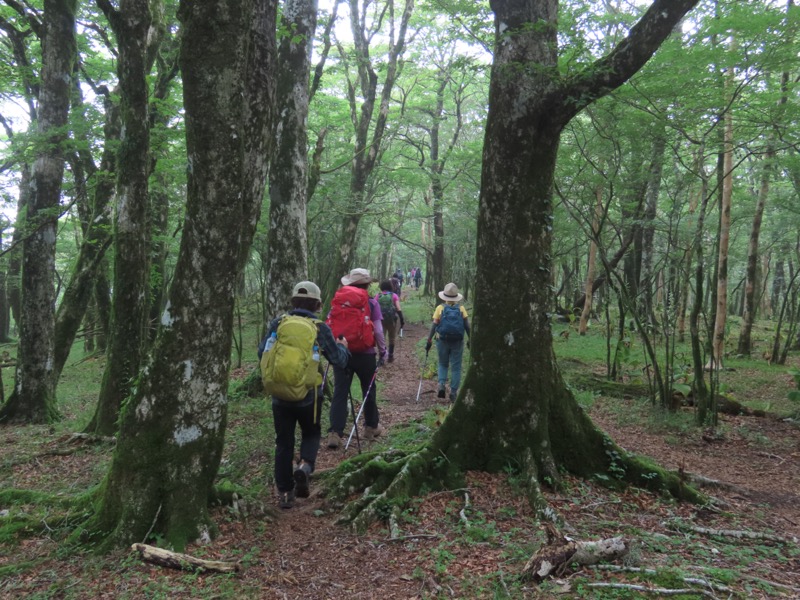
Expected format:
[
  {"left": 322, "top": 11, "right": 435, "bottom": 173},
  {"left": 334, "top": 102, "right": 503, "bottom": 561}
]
[{"left": 437, "top": 304, "right": 465, "bottom": 340}]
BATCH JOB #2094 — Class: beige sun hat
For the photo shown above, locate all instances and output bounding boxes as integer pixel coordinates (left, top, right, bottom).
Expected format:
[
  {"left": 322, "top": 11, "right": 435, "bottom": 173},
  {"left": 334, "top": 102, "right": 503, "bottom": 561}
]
[
  {"left": 438, "top": 282, "right": 463, "bottom": 303},
  {"left": 341, "top": 268, "right": 376, "bottom": 286},
  {"left": 292, "top": 281, "right": 322, "bottom": 301}
]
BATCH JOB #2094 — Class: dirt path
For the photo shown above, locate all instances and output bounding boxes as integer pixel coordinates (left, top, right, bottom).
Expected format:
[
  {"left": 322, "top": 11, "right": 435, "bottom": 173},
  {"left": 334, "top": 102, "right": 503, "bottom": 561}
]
[{"left": 234, "top": 321, "right": 439, "bottom": 598}]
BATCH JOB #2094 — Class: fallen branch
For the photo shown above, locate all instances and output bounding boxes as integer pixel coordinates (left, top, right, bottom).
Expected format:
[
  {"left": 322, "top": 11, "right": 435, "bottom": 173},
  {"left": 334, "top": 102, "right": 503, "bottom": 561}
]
[
  {"left": 585, "top": 582, "right": 716, "bottom": 597},
  {"left": 130, "top": 543, "right": 240, "bottom": 574},
  {"left": 685, "top": 473, "right": 742, "bottom": 492},
  {"left": 667, "top": 521, "right": 794, "bottom": 544},
  {"left": 386, "top": 533, "right": 440, "bottom": 542},
  {"left": 522, "top": 524, "right": 628, "bottom": 581},
  {"left": 690, "top": 566, "right": 800, "bottom": 594},
  {"left": 593, "top": 565, "right": 733, "bottom": 593},
  {"left": 459, "top": 492, "right": 471, "bottom": 528}
]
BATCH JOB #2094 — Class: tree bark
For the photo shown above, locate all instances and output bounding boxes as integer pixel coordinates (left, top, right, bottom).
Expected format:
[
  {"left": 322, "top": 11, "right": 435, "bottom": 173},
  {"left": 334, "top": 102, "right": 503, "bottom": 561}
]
[
  {"left": 0, "top": 0, "right": 77, "bottom": 424},
  {"left": 265, "top": 0, "right": 317, "bottom": 319},
  {"left": 86, "top": 0, "right": 276, "bottom": 550}
]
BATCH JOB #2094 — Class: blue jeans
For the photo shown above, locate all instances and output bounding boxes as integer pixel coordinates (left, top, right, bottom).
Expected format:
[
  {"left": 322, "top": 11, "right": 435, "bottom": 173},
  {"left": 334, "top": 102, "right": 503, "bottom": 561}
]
[{"left": 436, "top": 337, "right": 464, "bottom": 391}]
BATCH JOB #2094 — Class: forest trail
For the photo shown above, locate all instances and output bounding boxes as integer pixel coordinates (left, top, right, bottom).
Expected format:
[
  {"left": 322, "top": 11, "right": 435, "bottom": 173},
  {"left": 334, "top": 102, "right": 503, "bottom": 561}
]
[{"left": 233, "top": 319, "right": 442, "bottom": 598}]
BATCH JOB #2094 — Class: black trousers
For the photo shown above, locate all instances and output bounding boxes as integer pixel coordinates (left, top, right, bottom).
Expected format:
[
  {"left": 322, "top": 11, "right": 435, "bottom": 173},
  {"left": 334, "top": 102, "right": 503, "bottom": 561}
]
[{"left": 272, "top": 397, "right": 321, "bottom": 493}]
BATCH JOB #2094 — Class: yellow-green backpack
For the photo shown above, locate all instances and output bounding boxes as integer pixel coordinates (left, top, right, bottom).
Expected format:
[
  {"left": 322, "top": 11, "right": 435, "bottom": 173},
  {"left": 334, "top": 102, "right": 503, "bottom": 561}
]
[{"left": 261, "top": 315, "right": 322, "bottom": 401}]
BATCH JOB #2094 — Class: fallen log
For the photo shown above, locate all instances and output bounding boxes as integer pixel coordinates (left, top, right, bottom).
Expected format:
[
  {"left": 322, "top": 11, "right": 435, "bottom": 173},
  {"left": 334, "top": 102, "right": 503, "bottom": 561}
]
[
  {"left": 521, "top": 523, "right": 629, "bottom": 582},
  {"left": 130, "top": 543, "right": 240, "bottom": 574}
]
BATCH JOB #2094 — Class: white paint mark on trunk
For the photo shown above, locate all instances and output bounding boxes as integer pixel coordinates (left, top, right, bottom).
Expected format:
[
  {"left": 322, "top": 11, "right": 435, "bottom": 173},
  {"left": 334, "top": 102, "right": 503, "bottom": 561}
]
[{"left": 173, "top": 424, "right": 202, "bottom": 446}]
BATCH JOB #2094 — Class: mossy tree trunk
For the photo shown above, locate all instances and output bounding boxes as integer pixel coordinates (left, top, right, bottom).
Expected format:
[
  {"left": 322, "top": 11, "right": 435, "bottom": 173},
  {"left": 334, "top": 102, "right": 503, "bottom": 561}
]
[
  {"left": 333, "top": 0, "right": 702, "bottom": 527},
  {"left": 86, "top": 0, "right": 161, "bottom": 435},
  {"left": 451, "top": 0, "right": 700, "bottom": 491},
  {"left": 0, "top": 0, "right": 77, "bottom": 424},
  {"left": 264, "top": 0, "right": 317, "bottom": 319},
  {"left": 54, "top": 95, "right": 119, "bottom": 382},
  {"left": 85, "top": 0, "right": 276, "bottom": 551}
]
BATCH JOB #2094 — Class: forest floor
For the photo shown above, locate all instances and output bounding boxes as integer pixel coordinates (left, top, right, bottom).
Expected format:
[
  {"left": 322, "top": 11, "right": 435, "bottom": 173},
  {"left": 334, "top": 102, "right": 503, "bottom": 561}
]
[{"left": 2, "top": 314, "right": 800, "bottom": 598}]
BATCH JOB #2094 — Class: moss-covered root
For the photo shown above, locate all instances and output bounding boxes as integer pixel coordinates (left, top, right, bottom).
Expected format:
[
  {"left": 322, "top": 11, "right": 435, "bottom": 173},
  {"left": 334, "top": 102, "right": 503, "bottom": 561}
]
[
  {"left": 327, "top": 447, "right": 457, "bottom": 533},
  {"left": 597, "top": 435, "right": 705, "bottom": 503}
]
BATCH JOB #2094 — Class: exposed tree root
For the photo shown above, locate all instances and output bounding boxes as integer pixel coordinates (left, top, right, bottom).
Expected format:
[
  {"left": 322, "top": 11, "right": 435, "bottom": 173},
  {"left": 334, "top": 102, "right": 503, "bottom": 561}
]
[
  {"left": 327, "top": 435, "right": 704, "bottom": 534},
  {"left": 326, "top": 447, "right": 457, "bottom": 532}
]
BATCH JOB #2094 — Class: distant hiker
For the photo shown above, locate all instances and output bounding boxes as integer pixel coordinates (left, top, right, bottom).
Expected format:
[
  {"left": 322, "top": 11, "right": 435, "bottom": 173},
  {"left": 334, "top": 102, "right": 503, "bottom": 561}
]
[
  {"left": 425, "top": 282, "right": 470, "bottom": 402},
  {"left": 258, "top": 281, "right": 350, "bottom": 509},
  {"left": 414, "top": 267, "right": 423, "bottom": 290},
  {"left": 391, "top": 269, "right": 403, "bottom": 294},
  {"left": 376, "top": 279, "right": 404, "bottom": 363},
  {"left": 326, "top": 268, "right": 388, "bottom": 448}
]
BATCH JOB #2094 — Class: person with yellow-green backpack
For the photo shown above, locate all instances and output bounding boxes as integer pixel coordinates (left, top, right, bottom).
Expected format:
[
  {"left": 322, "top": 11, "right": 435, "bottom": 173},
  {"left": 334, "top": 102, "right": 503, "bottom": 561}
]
[{"left": 259, "top": 281, "right": 350, "bottom": 509}]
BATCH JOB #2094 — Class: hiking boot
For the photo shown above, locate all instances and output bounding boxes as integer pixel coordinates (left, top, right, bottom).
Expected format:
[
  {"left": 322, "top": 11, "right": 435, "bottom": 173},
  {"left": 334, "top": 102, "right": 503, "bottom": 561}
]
[
  {"left": 387, "top": 353, "right": 394, "bottom": 363},
  {"left": 363, "top": 424, "right": 384, "bottom": 441},
  {"left": 449, "top": 389, "right": 458, "bottom": 402},
  {"left": 278, "top": 490, "right": 295, "bottom": 509},
  {"left": 294, "top": 461, "right": 312, "bottom": 498},
  {"left": 437, "top": 386, "right": 446, "bottom": 399},
  {"left": 327, "top": 431, "right": 342, "bottom": 449}
]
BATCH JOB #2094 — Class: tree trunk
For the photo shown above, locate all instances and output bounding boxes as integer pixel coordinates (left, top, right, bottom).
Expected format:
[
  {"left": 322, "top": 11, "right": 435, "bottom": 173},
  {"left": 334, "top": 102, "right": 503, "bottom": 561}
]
[
  {"left": 640, "top": 131, "right": 666, "bottom": 329},
  {"left": 86, "top": 0, "right": 154, "bottom": 435},
  {"left": 332, "top": 0, "right": 413, "bottom": 290},
  {"left": 53, "top": 98, "right": 119, "bottom": 380},
  {"left": 711, "top": 66, "right": 734, "bottom": 369},
  {"left": 737, "top": 151, "right": 771, "bottom": 355},
  {"left": 147, "top": 47, "right": 181, "bottom": 339},
  {"left": 0, "top": 0, "right": 76, "bottom": 424},
  {"left": 264, "top": 0, "right": 316, "bottom": 319},
  {"left": 86, "top": 0, "right": 276, "bottom": 550},
  {"left": 690, "top": 174, "right": 712, "bottom": 424},
  {"left": 579, "top": 186, "right": 603, "bottom": 335}
]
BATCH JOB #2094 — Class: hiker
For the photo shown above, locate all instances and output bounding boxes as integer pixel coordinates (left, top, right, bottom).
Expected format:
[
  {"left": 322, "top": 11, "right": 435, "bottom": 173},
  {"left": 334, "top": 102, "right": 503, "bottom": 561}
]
[
  {"left": 414, "top": 267, "right": 423, "bottom": 290},
  {"left": 326, "top": 268, "right": 388, "bottom": 449},
  {"left": 259, "top": 281, "right": 350, "bottom": 509},
  {"left": 376, "top": 279, "right": 404, "bottom": 363},
  {"left": 425, "top": 282, "right": 471, "bottom": 402},
  {"left": 391, "top": 269, "right": 403, "bottom": 295}
]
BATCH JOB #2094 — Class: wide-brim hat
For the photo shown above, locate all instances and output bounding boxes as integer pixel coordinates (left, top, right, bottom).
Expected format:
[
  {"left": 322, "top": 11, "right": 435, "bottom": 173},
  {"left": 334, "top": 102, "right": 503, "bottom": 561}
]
[
  {"left": 341, "top": 268, "right": 376, "bottom": 286},
  {"left": 438, "top": 282, "right": 463, "bottom": 303},
  {"left": 292, "top": 280, "right": 321, "bottom": 301}
]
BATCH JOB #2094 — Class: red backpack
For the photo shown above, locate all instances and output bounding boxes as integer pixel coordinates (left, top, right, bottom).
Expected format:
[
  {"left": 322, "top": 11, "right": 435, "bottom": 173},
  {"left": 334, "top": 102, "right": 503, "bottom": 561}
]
[{"left": 327, "top": 286, "right": 375, "bottom": 353}]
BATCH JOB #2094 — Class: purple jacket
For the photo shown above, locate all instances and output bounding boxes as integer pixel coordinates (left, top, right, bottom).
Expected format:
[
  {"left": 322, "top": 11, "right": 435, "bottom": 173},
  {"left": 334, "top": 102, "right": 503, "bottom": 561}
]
[{"left": 367, "top": 296, "right": 387, "bottom": 357}]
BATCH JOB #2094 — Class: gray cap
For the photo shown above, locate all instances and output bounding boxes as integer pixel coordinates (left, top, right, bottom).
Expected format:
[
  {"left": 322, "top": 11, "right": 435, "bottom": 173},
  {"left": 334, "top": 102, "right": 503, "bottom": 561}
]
[{"left": 292, "top": 281, "right": 321, "bottom": 301}]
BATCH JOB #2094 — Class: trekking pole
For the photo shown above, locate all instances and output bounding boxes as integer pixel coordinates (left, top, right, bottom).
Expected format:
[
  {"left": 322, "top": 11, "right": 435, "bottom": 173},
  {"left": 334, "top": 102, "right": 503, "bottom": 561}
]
[
  {"left": 347, "top": 392, "right": 361, "bottom": 453},
  {"left": 345, "top": 366, "right": 380, "bottom": 451},
  {"left": 415, "top": 349, "right": 430, "bottom": 403}
]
